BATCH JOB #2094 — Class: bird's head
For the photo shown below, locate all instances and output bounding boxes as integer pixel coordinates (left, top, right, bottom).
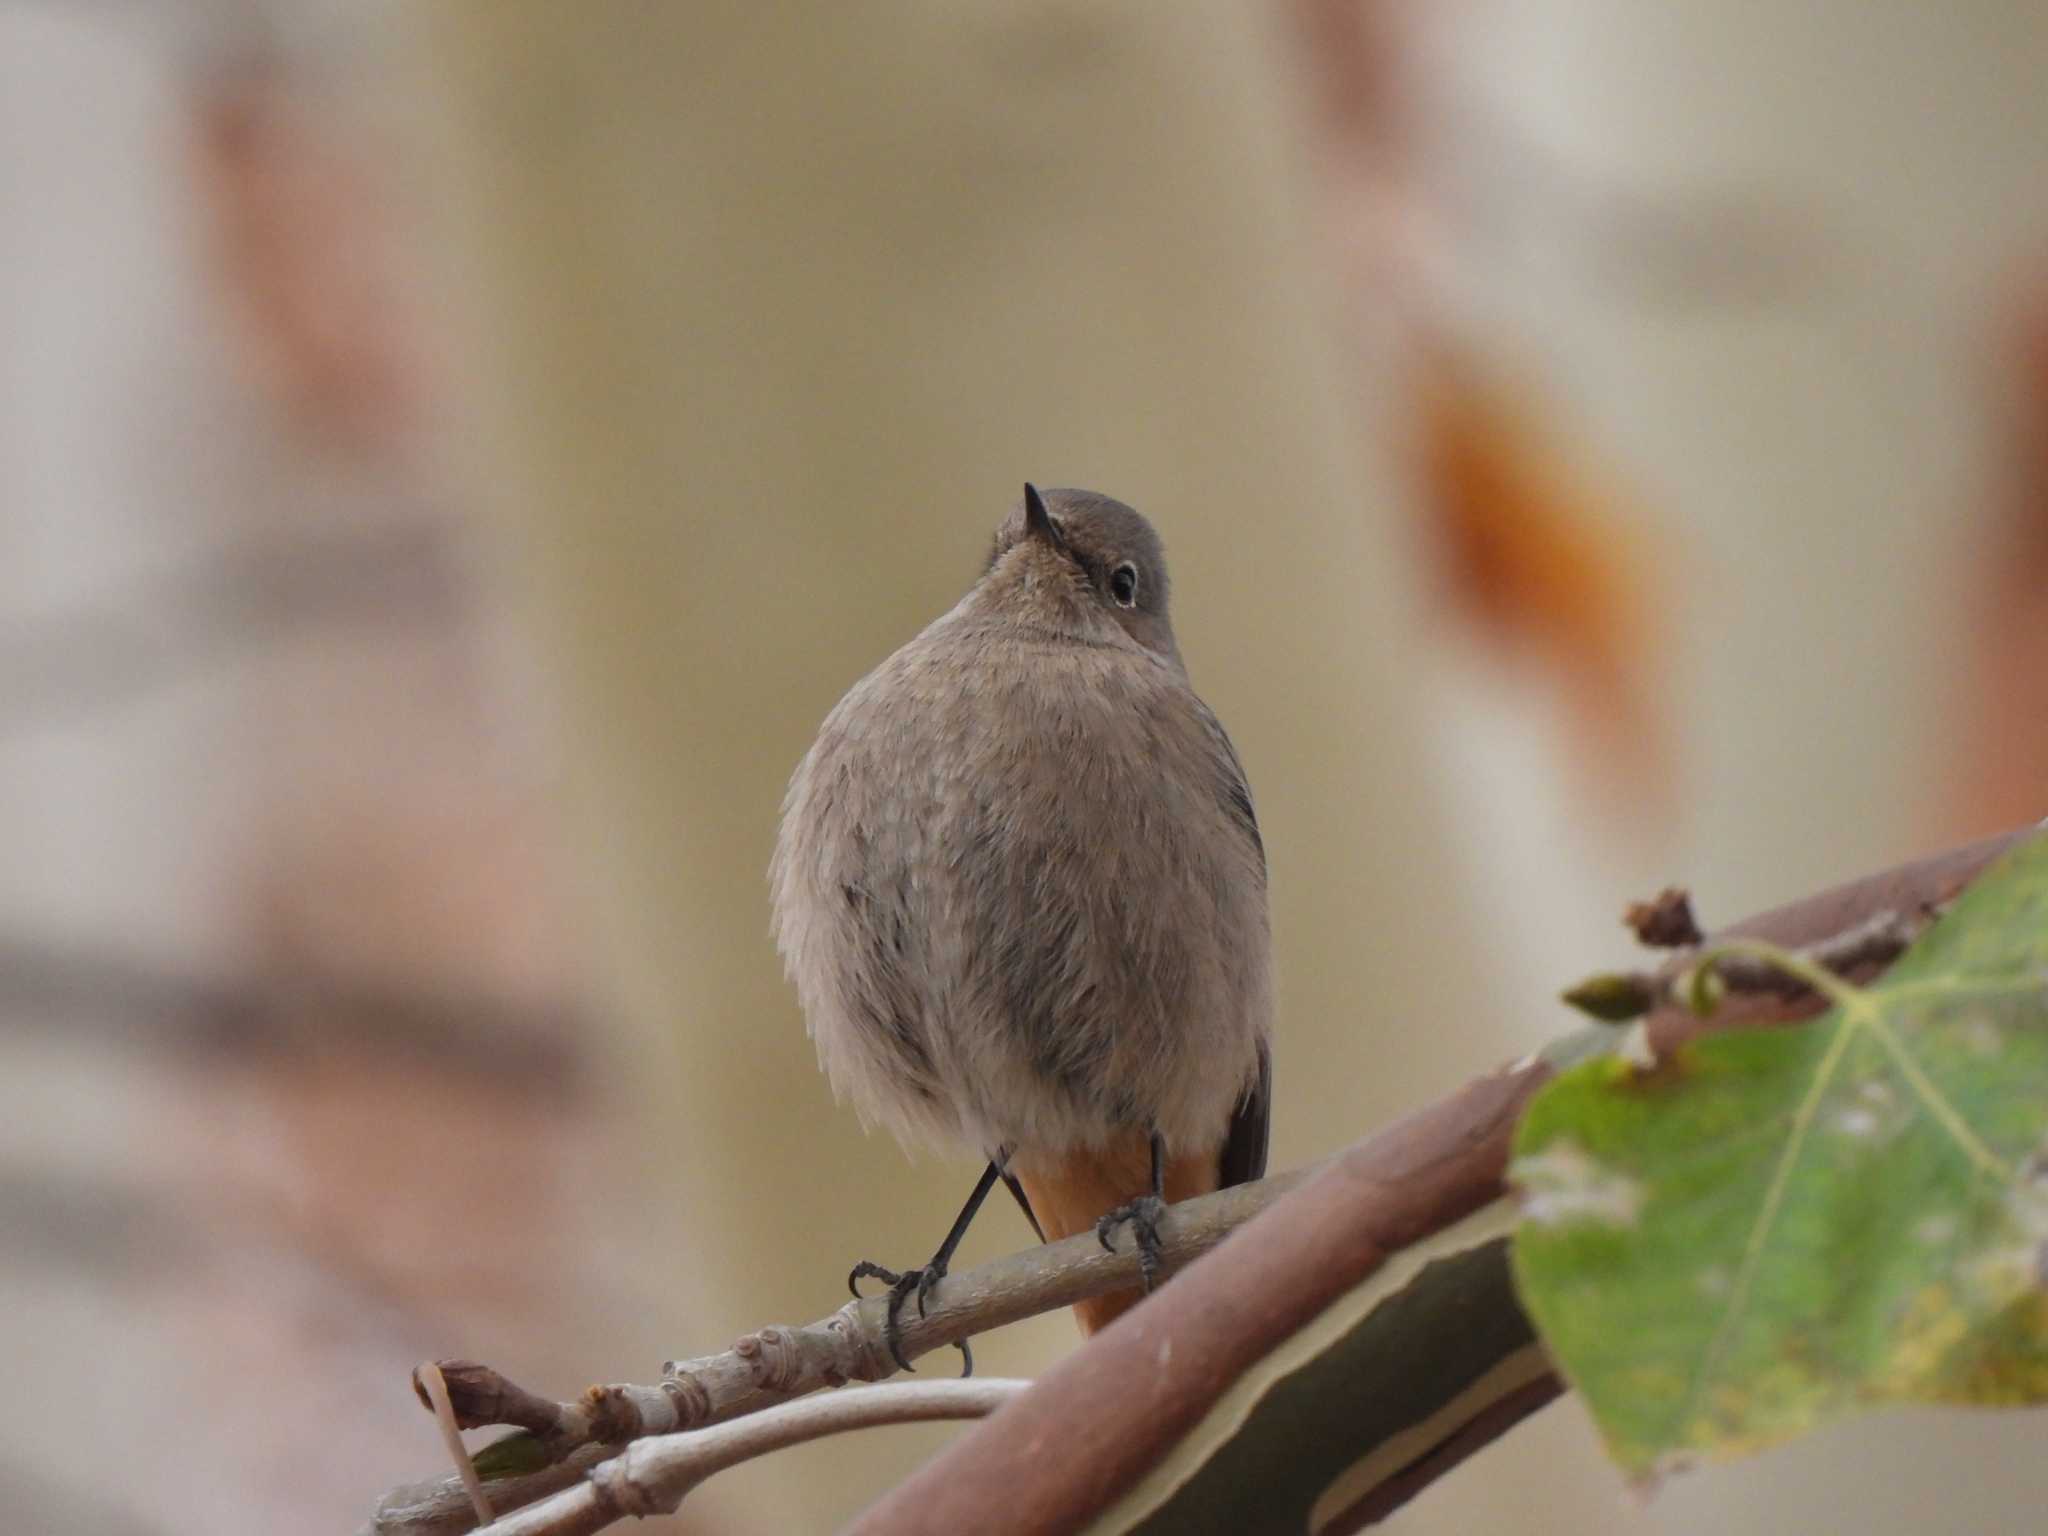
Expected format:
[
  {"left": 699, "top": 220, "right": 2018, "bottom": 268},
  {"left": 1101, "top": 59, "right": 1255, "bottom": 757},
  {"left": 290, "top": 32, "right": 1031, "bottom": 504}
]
[{"left": 984, "top": 484, "right": 1179, "bottom": 664}]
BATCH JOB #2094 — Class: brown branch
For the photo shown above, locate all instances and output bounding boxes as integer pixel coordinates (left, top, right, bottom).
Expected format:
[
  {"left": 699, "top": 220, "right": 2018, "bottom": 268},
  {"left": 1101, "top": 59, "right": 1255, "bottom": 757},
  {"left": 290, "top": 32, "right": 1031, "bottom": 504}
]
[
  {"left": 1571, "top": 828, "right": 2037, "bottom": 1026},
  {"left": 1322, "top": 1371, "right": 1567, "bottom": 1533},
  {"left": 363, "top": 826, "right": 2037, "bottom": 1536},
  {"left": 1566, "top": 891, "right": 1942, "bottom": 1025}
]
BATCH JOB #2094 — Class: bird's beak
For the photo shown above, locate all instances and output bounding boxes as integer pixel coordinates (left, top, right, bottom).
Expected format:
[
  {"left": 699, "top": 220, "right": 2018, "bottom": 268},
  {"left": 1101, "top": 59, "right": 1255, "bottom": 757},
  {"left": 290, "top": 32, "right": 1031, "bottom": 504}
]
[{"left": 1022, "top": 483, "right": 1069, "bottom": 556}]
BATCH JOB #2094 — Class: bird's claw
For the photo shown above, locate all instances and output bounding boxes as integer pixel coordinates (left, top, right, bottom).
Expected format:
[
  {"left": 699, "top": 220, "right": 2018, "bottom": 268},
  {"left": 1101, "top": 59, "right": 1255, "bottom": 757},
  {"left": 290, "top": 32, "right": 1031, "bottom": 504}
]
[
  {"left": 846, "top": 1259, "right": 970, "bottom": 1375},
  {"left": 847, "top": 1259, "right": 904, "bottom": 1299},
  {"left": 1096, "top": 1193, "right": 1168, "bottom": 1292}
]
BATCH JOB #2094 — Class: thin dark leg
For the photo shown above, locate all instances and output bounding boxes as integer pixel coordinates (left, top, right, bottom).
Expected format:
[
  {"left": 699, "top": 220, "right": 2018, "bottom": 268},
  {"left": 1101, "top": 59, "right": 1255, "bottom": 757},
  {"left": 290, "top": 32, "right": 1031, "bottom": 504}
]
[
  {"left": 848, "top": 1160, "right": 1002, "bottom": 1374},
  {"left": 927, "top": 1159, "right": 1001, "bottom": 1277},
  {"left": 1095, "top": 1131, "right": 1169, "bottom": 1294}
]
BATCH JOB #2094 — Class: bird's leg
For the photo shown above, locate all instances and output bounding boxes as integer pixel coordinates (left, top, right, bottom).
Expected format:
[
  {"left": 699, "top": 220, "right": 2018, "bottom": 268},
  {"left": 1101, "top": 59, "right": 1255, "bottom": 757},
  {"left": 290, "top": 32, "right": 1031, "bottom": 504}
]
[
  {"left": 848, "top": 1159, "right": 1001, "bottom": 1375},
  {"left": 1095, "top": 1130, "right": 1168, "bottom": 1293}
]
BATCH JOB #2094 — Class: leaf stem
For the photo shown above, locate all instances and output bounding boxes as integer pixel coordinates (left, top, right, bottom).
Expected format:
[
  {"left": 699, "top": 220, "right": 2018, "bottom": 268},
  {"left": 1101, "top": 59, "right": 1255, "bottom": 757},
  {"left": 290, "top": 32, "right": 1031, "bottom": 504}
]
[{"left": 1686, "top": 937, "right": 1864, "bottom": 1013}]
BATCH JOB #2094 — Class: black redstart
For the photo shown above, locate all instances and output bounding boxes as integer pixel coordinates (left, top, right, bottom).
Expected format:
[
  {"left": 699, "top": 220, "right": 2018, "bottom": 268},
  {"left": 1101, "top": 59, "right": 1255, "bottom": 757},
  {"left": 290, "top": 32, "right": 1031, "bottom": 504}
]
[{"left": 770, "top": 484, "right": 1271, "bottom": 1359}]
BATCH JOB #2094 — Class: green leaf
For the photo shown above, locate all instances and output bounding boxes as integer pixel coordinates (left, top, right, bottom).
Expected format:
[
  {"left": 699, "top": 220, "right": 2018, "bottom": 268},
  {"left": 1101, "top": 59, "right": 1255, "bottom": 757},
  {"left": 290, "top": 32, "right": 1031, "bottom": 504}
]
[{"left": 1510, "top": 833, "right": 2048, "bottom": 1476}]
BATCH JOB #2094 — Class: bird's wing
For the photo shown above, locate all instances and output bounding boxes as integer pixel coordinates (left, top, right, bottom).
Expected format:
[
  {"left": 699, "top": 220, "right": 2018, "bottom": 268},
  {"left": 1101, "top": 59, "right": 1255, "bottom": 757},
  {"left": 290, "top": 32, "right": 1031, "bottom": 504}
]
[
  {"left": 1218, "top": 1036, "right": 1272, "bottom": 1187},
  {"left": 1190, "top": 693, "right": 1271, "bottom": 1188},
  {"left": 1196, "top": 697, "right": 1264, "bottom": 869}
]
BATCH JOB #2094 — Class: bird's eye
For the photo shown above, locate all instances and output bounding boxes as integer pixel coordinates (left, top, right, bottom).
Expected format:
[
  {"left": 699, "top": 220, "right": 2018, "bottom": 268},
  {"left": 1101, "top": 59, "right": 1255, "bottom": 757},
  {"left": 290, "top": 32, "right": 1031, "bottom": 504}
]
[{"left": 1110, "top": 562, "right": 1139, "bottom": 608}]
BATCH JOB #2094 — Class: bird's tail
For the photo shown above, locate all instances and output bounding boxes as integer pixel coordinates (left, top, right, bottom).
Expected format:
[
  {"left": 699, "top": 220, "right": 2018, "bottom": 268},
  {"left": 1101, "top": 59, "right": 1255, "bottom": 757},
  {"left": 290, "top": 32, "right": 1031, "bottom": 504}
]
[{"left": 1015, "top": 1133, "right": 1222, "bottom": 1335}]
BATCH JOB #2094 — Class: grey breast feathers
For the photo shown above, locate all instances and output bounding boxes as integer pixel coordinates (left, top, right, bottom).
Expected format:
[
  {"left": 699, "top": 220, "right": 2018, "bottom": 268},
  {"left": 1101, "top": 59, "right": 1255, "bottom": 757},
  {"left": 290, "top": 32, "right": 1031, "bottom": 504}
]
[{"left": 771, "top": 619, "right": 1271, "bottom": 1158}]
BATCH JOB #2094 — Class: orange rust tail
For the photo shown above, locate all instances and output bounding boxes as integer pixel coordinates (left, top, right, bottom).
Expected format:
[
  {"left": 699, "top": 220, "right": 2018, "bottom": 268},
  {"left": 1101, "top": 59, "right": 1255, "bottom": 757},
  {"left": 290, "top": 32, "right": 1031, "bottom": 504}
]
[{"left": 1016, "top": 1133, "right": 1222, "bottom": 1335}]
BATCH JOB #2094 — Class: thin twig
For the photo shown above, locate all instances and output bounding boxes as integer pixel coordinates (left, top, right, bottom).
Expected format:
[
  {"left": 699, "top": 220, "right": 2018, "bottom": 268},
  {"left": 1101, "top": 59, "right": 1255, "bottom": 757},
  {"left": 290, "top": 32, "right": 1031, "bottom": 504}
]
[
  {"left": 483, "top": 1380, "right": 1029, "bottom": 1536},
  {"left": 365, "top": 1167, "right": 1309, "bottom": 1535},
  {"left": 1623, "top": 886, "right": 1702, "bottom": 948},
  {"left": 416, "top": 1362, "right": 490, "bottom": 1528},
  {"left": 1563, "top": 906, "right": 1922, "bottom": 1023}
]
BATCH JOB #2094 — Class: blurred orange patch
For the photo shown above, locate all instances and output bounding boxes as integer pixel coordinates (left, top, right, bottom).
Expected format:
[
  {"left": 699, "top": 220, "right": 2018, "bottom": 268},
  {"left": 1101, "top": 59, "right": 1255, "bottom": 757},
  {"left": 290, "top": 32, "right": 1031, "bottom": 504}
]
[
  {"left": 1946, "top": 270, "right": 2048, "bottom": 839},
  {"left": 1415, "top": 340, "right": 1670, "bottom": 819}
]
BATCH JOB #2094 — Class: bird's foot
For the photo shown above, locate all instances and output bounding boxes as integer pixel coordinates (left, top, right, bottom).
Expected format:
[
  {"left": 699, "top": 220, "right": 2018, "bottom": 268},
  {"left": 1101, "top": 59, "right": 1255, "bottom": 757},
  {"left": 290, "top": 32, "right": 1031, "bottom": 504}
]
[
  {"left": 847, "top": 1259, "right": 971, "bottom": 1375},
  {"left": 1096, "top": 1193, "right": 1168, "bottom": 1292}
]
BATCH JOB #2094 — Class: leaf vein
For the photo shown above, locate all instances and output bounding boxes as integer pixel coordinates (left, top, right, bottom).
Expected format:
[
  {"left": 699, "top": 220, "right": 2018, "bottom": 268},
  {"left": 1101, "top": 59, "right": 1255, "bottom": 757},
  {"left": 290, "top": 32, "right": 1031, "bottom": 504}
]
[{"left": 1672, "top": 1010, "right": 1858, "bottom": 1447}]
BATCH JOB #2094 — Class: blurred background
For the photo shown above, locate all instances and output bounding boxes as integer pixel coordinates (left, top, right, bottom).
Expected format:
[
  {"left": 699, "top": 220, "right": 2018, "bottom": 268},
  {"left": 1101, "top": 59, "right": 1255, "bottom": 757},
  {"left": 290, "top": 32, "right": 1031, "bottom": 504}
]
[{"left": 2, "top": 1, "right": 2045, "bottom": 1532}]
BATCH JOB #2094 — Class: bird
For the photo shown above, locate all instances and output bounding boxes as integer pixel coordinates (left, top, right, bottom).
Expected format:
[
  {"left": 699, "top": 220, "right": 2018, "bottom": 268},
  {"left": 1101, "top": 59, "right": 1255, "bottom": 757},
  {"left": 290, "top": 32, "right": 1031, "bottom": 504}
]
[{"left": 769, "top": 484, "right": 1271, "bottom": 1364}]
